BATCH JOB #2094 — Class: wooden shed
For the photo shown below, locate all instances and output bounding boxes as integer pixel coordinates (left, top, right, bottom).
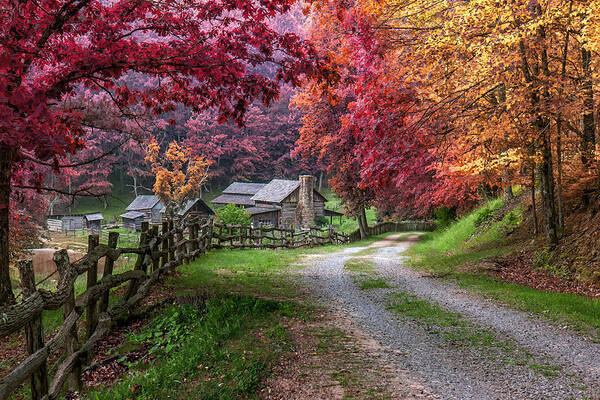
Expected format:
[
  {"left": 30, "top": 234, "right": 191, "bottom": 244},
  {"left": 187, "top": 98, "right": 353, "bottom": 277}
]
[
  {"left": 120, "top": 211, "right": 146, "bottom": 232},
  {"left": 61, "top": 215, "right": 84, "bottom": 231},
  {"left": 247, "top": 206, "right": 280, "bottom": 227},
  {"left": 84, "top": 213, "right": 103, "bottom": 232},
  {"left": 125, "top": 195, "right": 164, "bottom": 224},
  {"left": 163, "top": 198, "right": 214, "bottom": 220}
]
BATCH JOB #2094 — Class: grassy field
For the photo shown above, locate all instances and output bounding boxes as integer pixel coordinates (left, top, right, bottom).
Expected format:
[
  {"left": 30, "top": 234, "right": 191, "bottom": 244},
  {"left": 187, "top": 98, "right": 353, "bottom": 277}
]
[
  {"left": 321, "top": 188, "right": 378, "bottom": 233},
  {"left": 407, "top": 197, "right": 600, "bottom": 335},
  {"left": 71, "top": 177, "right": 135, "bottom": 221}
]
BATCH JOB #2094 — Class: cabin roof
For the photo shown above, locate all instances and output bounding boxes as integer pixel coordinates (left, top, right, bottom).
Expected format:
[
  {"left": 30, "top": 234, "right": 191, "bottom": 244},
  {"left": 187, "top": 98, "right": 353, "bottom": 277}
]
[
  {"left": 251, "top": 179, "right": 300, "bottom": 203},
  {"left": 222, "top": 182, "right": 267, "bottom": 195},
  {"left": 120, "top": 211, "right": 145, "bottom": 220},
  {"left": 161, "top": 198, "right": 214, "bottom": 216},
  {"left": 126, "top": 195, "right": 161, "bottom": 211},
  {"left": 211, "top": 194, "right": 256, "bottom": 207},
  {"left": 84, "top": 213, "right": 103, "bottom": 221}
]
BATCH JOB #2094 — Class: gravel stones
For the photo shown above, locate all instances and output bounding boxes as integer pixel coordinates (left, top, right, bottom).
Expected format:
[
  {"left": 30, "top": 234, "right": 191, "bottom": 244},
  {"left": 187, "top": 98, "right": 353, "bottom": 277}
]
[{"left": 299, "top": 237, "right": 600, "bottom": 400}]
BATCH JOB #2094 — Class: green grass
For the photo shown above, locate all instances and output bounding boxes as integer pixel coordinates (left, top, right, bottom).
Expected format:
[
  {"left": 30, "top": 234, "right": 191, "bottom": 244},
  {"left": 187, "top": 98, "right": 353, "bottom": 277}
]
[
  {"left": 322, "top": 188, "right": 378, "bottom": 234},
  {"left": 387, "top": 292, "right": 464, "bottom": 328},
  {"left": 358, "top": 277, "right": 391, "bottom": 290},
  {"left": 407, "top": 196, "right": 600, "bottom": 336},
  {"left": 344, "top": 258, "right": 375, "bottom": 273},
  {"left": 71, "top": 176, "right": 135, "bottom": 222},
  {"left": 386, "top": 291, "right": 562, "bottom": 375},
  {"left": 86, "top": 295, "right": 302, "bottom": 400}
]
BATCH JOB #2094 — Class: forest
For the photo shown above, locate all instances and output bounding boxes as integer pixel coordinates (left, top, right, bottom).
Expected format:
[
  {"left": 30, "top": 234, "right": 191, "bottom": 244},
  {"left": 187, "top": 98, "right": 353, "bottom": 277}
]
[{"left": 2, "top": 0, "right": 600, "bottom": 398}]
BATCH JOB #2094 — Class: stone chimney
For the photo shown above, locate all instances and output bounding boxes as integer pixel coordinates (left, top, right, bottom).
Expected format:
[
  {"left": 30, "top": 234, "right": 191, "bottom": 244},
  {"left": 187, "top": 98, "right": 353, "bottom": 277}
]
[{"left": 297, "top": 175, "right": 315, "bottom": 227}]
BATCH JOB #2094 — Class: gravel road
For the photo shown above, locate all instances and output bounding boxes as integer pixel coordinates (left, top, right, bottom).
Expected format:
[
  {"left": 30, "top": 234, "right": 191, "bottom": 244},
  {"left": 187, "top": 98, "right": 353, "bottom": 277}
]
[{"left": 299, "top": 234, "right": 600, "bottom": 400}]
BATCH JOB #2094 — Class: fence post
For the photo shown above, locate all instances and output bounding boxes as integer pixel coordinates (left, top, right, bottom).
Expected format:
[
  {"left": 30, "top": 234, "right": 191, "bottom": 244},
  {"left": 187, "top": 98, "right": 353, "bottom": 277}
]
[
  {"left": 18, "top": 259, "right": 48, "bottom": 400},
  {"left": 168, "top": 220, "right": 175, "bottom": 262},
  {"left": 85, "top": 234, "right": 100, "bottom": 363},
  {"left": 190, "top": 222, "right": 198, "bottom": 258},
  {"left": 177, "top": 226, "right": 189, "bottom": 265},
  {"left": 150, "top": 226, "right": 160, "bottom": 272},
  {"left": 206, "top": 219, "right": 214, "bottom": 250},
  {"left": 99, "top": 231, "right": 119, "bottom": 313},
  {"left": 125, "top": 221, "right": 149, "bottom": 299},
  {"left": 161, "top": 221, "right": 169, "bottom": 268},
  {"left": 58, "top": 252, "right": 81, "bottom": 391}
]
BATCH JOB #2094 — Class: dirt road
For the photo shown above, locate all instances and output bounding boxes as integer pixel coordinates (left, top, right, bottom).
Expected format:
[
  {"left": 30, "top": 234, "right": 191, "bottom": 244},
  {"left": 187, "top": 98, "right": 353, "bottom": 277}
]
[{"left": 299, "top": 234, "right": 600, "bottom": 399}]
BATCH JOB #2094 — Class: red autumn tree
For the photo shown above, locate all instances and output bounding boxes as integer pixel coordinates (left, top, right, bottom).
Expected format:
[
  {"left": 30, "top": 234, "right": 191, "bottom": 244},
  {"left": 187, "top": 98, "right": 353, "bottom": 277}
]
[{"left": 0, "top": 0, "right": 321, "bottom": 305}]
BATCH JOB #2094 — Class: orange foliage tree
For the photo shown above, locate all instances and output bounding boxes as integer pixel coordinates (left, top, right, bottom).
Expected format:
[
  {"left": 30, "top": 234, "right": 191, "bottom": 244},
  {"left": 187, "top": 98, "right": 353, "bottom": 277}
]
[{"left": 145, "top": 138, "right": 210, "bottom": 218}]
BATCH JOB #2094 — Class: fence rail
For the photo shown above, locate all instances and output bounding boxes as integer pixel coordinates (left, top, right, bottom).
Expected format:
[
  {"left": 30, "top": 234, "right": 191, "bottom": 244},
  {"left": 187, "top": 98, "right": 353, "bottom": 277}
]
[{"left": 0, "top": 217, "right": 433, "bottom": 400}]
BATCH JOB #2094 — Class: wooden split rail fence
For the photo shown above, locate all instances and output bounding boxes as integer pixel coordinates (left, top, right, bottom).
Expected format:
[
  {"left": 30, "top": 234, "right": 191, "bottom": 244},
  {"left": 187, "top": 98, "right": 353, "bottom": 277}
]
[{"left": 0, "top": 218, "right": 433, "bottom": 400}]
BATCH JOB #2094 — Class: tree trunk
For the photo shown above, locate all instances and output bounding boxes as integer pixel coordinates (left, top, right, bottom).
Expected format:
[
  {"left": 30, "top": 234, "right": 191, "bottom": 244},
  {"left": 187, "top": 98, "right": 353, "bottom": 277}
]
[
  {"left": 503, "top": 170, "right": 513, "bottom": 202},
  {"left": 539, "top": 127, "right": 558, "bottom": 246},
  {"left": 318, "top": 171, "right": 324, "bottom": 192},
  {"left": 132, "top": 174, "right": 138, "bottom": 197},
  {"left": 0, "top": 145, "right": 15, "bottom": 306},
  {"left": 581, "top": 48, "right": 595, "bottom": 167},
  {"left": 357, "top": 208, "right": 368, "bottom": 239},
  {"left": 531, "top": 163, "right": 538, "bottom": 235},
  {"left": 556, "top": 120, "right": 565, "bottom": 231}
]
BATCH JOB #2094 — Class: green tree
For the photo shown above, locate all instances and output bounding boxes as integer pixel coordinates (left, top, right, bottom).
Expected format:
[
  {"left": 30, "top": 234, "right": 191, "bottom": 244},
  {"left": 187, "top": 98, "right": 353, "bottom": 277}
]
[{"left": 215, "top": 204, "right": 252, "bottom": 226}]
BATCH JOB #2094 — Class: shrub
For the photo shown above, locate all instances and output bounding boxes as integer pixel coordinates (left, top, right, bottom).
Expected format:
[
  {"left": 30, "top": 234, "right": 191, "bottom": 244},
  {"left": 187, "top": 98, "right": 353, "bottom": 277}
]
[
  {"left": 433, "top": 207, "right": 456, "bottom": 229},
  {"left": 533, "top": 248, "right": 552, "bottom": 270},
  {"left": 215, "top": 203, "right": 251, "bottom": 225},
  {"left": 474, "top": 207, "right": 495, "bottom": 227},
  {"left": 315, "top": 216, "right": 329, "bottom": 226}
]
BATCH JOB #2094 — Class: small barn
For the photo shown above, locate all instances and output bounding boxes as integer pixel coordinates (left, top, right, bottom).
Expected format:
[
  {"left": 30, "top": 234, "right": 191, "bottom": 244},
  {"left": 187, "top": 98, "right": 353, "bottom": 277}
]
[
  {"left": 84, "top": 213, "right": 103, "bottom": 232},
  {"left": 60, "top": 215, "right": 84, "bottom": 231},
  {"left": 125, "top": 195, "right": 164, "bottom": 224},
  {"left": 120, "top": 211, "right": 146, "bottom": 232},
  {"left": 171, "top": 198, "right": 214, "bottom": 220},
  {"left": 211, "top": 182, "right": 266, "bottom": 208},
  {"left": 247, "top": 206, "right": 280, "bottom": 227}
]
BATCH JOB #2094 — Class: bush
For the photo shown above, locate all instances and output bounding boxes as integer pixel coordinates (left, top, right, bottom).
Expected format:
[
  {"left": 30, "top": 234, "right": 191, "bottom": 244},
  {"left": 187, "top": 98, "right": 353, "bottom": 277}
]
[
  {"left": 315, "top": 216, "right": 329, "bottom": 226},
  {"left": 433, "top": 207, "right": 456, "bottom": 229},
  {"left": 215, "top": 203, "right": 252, "bottom": 225},
  {"left": 533, "top": 248, "right": 552, "bottom": 270},
  {"left": 474, "top": 207, "right": 495, "bottom": 227}
]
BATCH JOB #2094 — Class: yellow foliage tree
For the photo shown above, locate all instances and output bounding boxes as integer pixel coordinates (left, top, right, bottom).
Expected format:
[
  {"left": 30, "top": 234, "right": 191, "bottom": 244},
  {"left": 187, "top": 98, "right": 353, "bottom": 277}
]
[{"left": 145, "top": 138, "right": 210, "bottom": 218}]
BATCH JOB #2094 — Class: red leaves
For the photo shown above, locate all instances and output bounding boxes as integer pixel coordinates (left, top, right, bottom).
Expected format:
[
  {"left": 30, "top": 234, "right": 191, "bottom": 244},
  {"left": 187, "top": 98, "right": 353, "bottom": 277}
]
[{"left": 1, "top": 0, "right": 319, "bottom": 176}]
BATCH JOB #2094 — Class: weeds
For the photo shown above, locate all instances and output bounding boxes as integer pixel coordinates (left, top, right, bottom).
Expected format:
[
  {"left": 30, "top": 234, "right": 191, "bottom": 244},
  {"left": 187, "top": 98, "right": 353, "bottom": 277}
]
[{"left": 86, "top": 295, "right": 296, "bottom": 400}]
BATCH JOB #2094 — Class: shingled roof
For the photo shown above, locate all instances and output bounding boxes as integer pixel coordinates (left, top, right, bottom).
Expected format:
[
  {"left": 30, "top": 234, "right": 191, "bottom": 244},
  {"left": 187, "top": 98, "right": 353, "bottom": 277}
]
[
  {"left": 120, "top": 211, "right": 145, "bottom": 220},
  {"left": 166, "top": 198, "right": 214, "bottom": 216},
  {"left": 251, "top": 179, "right": 300, "bottom": 203},
  {"left": 126, "top": 195, "right": 161, "bottom": 211},
  {"left": 246, "top": 206, "right": 281, "bottom": 215},
  {"left": 211, "top": 194, "right": 256, "bottom": 207},
  {"left": 222, "top": 182, "right": 267, "bottom": 195},
  {"left": 84, "top": 213, "right": 103, "bottom": 221}
]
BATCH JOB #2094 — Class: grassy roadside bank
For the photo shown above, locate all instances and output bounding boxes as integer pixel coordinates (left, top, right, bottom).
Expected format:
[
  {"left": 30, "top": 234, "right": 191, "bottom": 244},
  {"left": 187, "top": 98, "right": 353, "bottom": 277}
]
[{"left": 406, "top": 198, "right": 600, "bottom": 336}]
